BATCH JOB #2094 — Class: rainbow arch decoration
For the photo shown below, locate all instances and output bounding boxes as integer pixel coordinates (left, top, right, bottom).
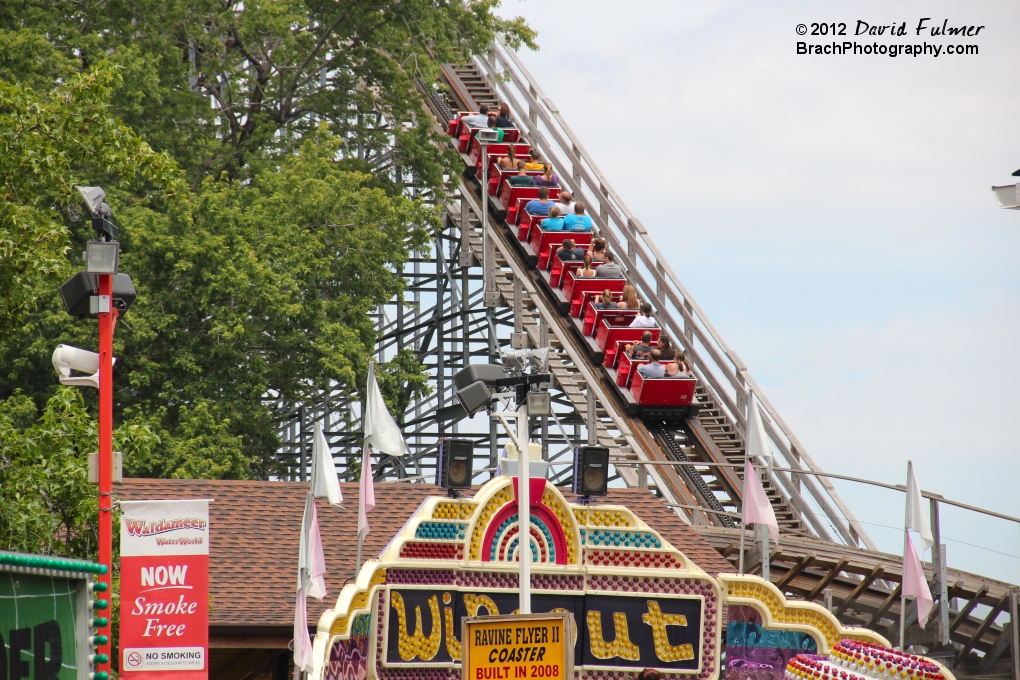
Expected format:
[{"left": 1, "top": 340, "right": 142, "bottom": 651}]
[{"left": 309, "top": 477, "right": 891, "bottom": 680}]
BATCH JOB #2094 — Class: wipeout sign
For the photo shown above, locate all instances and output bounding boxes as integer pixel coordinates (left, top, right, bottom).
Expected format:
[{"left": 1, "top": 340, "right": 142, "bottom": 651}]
[{"left": 120, "top": 499, "right": 210, "bottom": 679}]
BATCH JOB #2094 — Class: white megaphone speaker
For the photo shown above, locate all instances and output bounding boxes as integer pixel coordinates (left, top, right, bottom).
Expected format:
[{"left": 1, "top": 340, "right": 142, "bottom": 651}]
[{"left": 51, "top": 345, "right": 116, "bottom": 389}]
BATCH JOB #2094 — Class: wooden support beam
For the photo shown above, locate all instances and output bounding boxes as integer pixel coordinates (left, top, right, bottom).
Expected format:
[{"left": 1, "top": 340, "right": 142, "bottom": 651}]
[
  {"left": 775, "top": 554, "right": 815, "bottom": 592},
  {"left": 950, "top": 585, "right": 989, "bottom": 634},
  {"left": 979, "top": 620, "right": 1012, "bottom": 674},
  {"left": 868, "top": 583, "right": 903, "bottom": 628},
  {"left": 807, "top": 558, "right": 848, "bottom": 601},
  {"left": 956, "top": 593, "right": 1009, "bottom": 664},
  {"left": 835, "top": 565, "right": 885, "bottom": 617}
]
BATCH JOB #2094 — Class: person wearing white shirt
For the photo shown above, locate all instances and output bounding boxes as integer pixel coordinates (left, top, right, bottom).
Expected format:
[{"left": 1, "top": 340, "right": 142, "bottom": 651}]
[
  {"left": 461, "top": 104, "right": 490, "bottom": 128},
  {"left": 629, "top": 302, "right": 657, "bottom": 328},
  {"left": 554, "top": 190, "right": 574, "bottom": 216}
]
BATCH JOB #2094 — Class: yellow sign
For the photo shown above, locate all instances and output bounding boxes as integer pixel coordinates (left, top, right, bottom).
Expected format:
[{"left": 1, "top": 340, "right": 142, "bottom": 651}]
[{"left": 462, "top": 613, "right": 573, "bottom": 680}]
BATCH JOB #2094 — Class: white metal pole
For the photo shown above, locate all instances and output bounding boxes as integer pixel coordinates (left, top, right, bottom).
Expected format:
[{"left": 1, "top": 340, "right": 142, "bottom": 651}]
[
  {"left": 480, "top": 140, "right": 494, "bottom": 307},
  {"left": 738, "top": 455, "right": 747, "bottom": 575},
  {"left": 517, "top": 401, "right": 532, "bottom": 614},
  {"left": 762, "top": 454, "right": 772, "bottom": 580},
  {"left": 900, "top": 460, "right": 911, "bottom": 650}
]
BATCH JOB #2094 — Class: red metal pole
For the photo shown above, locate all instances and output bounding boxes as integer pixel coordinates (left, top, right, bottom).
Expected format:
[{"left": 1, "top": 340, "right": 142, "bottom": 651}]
[{"left": 97, "top": 273, "right": 115, "bottom": 676}]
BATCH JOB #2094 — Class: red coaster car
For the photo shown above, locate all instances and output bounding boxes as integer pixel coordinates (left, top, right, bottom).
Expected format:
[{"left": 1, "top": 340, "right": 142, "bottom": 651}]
[
  {"left": 597, "top": 322, "right": 659, "bottom": 367},
  {"left": 469, "top": 141, "right": 529, "bottom": 177},
  {"left": 631, "top": 374, "right": 697, "bottom": 407},
  {"left": 530, "top": 221, "right": 583, "bottom": 268},
  {"left": 583, "top": 306, "right": 638, "bottom": 336},
  {"left": 567, "top": 275, "right": 625, "bottom": 316}
]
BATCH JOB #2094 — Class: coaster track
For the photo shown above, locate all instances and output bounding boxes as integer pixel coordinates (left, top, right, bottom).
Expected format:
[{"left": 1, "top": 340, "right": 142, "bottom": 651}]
[
  {"left": 269, "top": 36, "right": 1018, "bottom": 676},
  {"left": 417, "top": 40, "right": 1018, "bottom": 676}
]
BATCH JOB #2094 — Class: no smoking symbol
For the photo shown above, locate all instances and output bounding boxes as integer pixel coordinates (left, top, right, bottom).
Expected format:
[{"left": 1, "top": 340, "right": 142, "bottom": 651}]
[{"left": 127, "top": 652, "right": 143, "bottom": 667}]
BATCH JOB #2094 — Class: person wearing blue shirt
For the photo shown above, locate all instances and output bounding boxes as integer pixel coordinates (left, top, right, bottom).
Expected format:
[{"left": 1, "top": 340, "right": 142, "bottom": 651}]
[
  {"left": 525, "top": 186, "right": 554, "bottom": 217},
  {"left": 564, "top": 201, "right": 594, "bottom": 231},
  {"left": 541, "top": 206, "right": 565, "bottom": 231}
]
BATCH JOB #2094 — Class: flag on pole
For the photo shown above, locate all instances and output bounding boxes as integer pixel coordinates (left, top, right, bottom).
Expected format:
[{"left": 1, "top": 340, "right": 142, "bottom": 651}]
[
  {"left": 293, "top": 589, "right": 313, "bottom": 672},
  {"left": 312, "top": 424, "right": 343, "bottom": 505},
  {"left": 363, "top": 361, "right": 407, "bottom": 456},
  {"left": 357, "top": 441, "right": 376, "bottom": 538},
  {"left": 905, "top": 461, "right": 934, "bottom": 552},
  {"left": 294, "top": 423, "right": 343, "bottom": 673},
  {"left": 359, "top": 361, "right": 407, "bottom": 538},
  {"left": 743, "top": 405, "right": 780, "bottom": 543},
  {"left": 903, "top": 533, "right": 934, "bottom": 628}
]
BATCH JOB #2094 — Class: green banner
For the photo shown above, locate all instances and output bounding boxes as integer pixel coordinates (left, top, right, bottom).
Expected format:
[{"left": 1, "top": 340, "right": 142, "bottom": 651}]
[{"left": 1, "top": 571, "right": 83, "bottom": 680}]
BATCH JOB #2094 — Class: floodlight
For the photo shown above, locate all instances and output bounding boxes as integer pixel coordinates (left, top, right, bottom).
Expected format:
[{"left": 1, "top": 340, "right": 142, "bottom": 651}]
[
  {"left": 77, "top": 187, "right": 111, "bottom": 219},
  {"left": 528, "top": 347, "right": 550, "bottom": 373},
  {"left": 502, "top": 348, "right": 528, "bottom": 373},
  {"left": 85, "top": 241, "right": 120, "bottom": 274},
  {"left": 992, "top": 184, "right": 1020, "bottom": 210},
  {"left": 477, "top": 129, "right": 501, "bottom": 143},
  {"left": 526, "top": 391, "right": 551, "bottom": 416},
  {"left": 76, "top": 185, "right": 119, "bottom": 239}
]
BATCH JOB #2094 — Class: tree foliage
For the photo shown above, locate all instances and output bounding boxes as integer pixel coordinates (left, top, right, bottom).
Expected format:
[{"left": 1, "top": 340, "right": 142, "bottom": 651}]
[{"left": 0, "top": 0, "right": 535, "bottom": 557}]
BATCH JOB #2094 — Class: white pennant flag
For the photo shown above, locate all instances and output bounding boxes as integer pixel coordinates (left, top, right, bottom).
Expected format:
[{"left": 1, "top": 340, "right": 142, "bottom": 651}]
[
  {"left": 363, "top": 361, "right": 407, "bottom": 457},
  {"left": 905, "top": 461, "right": 934, "bottom": 553},
  {"left": 294, "top": 423, "right": 340, "bottom": 674},
  {"left": 312, "top": 423, "right": 343, "bottom": 505}
]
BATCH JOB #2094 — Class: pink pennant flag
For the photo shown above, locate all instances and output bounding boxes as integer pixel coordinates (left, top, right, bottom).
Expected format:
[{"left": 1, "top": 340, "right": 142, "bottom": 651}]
[
  {"left": 357, "top": 442, "right": 376, "bottom": 537},
  {"left": 293, "top": 588, "right": 314, "bottom": 673},
  {"left": 307, "top": 501, "right": 327, "bottom": 599},
  {"left": 903, "top": 533, "right": 934, "bottom": 629},
  {"left": 743, "top": 460, "right": 780, "bottom": 543}
]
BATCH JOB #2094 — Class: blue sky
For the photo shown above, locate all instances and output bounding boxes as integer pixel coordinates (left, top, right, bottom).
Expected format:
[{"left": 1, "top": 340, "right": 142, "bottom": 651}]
[{"left": 498, "top": 0, "right": 1020, "bottom": 584}]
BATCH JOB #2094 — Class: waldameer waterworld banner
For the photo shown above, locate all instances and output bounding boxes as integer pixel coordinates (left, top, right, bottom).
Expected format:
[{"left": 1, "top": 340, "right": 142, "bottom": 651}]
[{"left": 1, "top": 552, "right": 104, "bottom": 680}]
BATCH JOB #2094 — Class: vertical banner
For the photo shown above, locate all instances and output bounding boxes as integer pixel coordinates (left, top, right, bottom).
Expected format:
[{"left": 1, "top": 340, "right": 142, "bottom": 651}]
[{"left": 120, "top": 500, "right": 210, "bottom": 679}]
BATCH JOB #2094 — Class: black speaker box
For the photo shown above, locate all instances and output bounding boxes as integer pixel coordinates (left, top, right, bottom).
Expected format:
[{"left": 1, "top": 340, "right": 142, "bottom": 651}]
[
  {"left": 572, "top": 445, "right": 609, "bottom": 496},
  {"left": 437, "top": 438, "right": 473, "bottom": 489}
]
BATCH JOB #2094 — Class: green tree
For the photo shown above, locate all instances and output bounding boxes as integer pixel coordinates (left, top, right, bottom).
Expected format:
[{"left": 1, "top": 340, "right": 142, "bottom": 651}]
[
  {"left": 0, "top": 64, "right": 183, "bottom": 328},
  {"left": 0, "top": 0, "right": 535, "bottom": 552},
  {"left": 0, "top": 387, "right": 159, "bottom": 555}
]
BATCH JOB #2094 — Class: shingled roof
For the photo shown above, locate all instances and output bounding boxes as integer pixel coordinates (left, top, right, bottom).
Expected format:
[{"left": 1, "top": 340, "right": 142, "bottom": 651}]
[{"left": 115, "top": 479, "right": 733, "bottom": 633}]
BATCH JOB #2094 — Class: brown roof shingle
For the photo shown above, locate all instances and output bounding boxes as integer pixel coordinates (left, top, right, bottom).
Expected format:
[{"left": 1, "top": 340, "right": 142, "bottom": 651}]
[{"left": 115, "top": 479, "right": 732, "bottom": 630}]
